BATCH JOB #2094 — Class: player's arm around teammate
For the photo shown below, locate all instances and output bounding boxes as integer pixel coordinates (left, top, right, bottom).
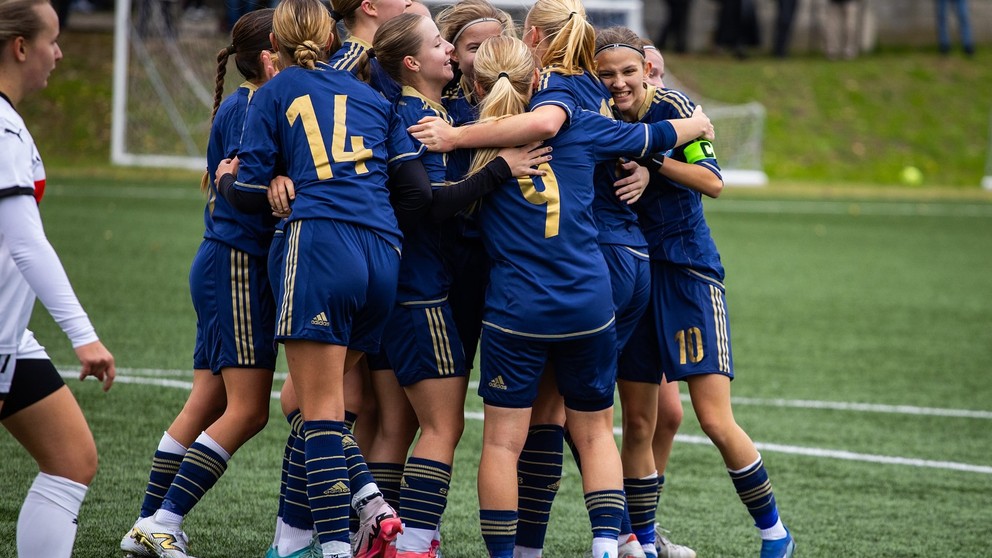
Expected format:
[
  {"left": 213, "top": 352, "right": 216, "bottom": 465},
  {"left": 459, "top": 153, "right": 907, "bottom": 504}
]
[
  {"left": 369, "top": 14, "right": 549, "bottom": 558},
  {"left": 0, "top": 2, "right": 114, "bottom": 556},
  {"left": 602, "top": 31, "right": 795, "bottom": 558}
]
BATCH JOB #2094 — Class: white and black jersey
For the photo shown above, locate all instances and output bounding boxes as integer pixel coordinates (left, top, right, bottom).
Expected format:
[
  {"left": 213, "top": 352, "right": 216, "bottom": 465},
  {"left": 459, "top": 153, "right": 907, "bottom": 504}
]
[{"left": 0, "top": 93, "right": 96, "bottom": 364}]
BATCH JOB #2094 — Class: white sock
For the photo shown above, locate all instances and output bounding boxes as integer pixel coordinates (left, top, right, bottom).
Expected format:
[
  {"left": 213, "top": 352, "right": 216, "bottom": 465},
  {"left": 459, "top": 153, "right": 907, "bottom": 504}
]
[
  {"left": 277, "top": 521, "right": 314, "bottom": 555},
  {"left": 271, "top": 516, "right": 282, "bottom": 549},
  {"left": 321, "top": 539, "right": 350, "bottom": 558},
  {"left": 195, "top": 431, "right": 232, "bottom": 461},
  {"left": 591, "top": 536, "right": 618, "bottom": 558},
  {"left": 17, "top": 472, "right": 88, "bottom": 558},
  {"left": 760, "top": 518, "right": 787, "bottom": 540},
  {"left": 396, "top": 526, "right": 434, "bottom": 552},
  {"left": 513, "top": 545, "right": 543, "bottom": 558},
  {"left": 351, "top": 483, "right": 379, "bottom": 511},
  {"left": 157, "top": 431, "right": 188, "bottom": 454},
  {"left": 643, "top": 543, "right": 657, "bottom": 555},
  {"left": 153, "top": 507, "right": 184, "bottom": 529}
]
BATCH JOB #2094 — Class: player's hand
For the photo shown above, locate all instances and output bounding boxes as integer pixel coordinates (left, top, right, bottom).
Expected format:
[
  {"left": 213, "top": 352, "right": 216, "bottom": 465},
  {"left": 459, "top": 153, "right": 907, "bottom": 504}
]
[
  {"left": 260, "top": 50, "right": 280, "bottom": 80},
  {"left": 408, "top": 116, "right": 459, "bottom": 152},
  {"left": 74, "top": 340, "right": 115, "bottom": 392},
  {"left": 498, "top": 142, "right": 551, "bottom": 178},
  {"left": 614, "top": 160, "right": 650, "bottom": 204},
  {"left": 216, "top": 156, "right": 239, "bottom": 184},
  {"left": 268, "top": 175, "right": 295, "bottom": 217},
  {"left": 692, "top": 105, "right": 715, "bottom": 141}
]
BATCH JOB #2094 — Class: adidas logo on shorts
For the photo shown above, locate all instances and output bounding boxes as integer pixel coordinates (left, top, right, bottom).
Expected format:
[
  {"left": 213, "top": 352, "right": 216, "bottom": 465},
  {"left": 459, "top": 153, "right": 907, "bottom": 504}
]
[
  {"left": 488, "top": 375, "right": 508, "bottom": 390},
  {"left": 311, "top": 312, "right": 330, "bottom": 327}
]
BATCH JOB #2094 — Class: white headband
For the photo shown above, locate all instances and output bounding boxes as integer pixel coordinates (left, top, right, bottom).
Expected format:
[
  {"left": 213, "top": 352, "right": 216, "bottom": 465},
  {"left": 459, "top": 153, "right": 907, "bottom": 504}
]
[{"left": 451, "top": 17, "right": 502, "bottom": 46}]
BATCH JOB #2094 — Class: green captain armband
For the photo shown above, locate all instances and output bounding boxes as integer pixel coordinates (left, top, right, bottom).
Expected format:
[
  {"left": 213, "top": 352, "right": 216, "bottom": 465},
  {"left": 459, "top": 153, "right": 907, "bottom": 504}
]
[{"left": 683, "top": 140, "right": 716, "bottom": 164}]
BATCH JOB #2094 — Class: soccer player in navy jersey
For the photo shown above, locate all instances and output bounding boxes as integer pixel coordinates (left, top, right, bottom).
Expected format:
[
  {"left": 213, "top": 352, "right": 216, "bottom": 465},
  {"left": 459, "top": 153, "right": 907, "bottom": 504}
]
[
  {"left": 408, "top": 2, "right": 712, "bottom": 556},
  {"left": 596, "top": 27, "right": 796, "bottom": 558},
  {"left": 0, "top": 3, "right": 115, "bottom": 556},
  {"left": 215, "top": 0, "right": 427, "bottom": 556},
  {"left": 123, "top": 10, "right": 285, "bottom": 558},
  {"left": 370, "top": 13, "right": 549, "bottom": 558},
  {"left": 461, "top": 34, "right": 710, "bottom": 558},
  {"left": 326, "top": 0, "right": 410, "bottom": 102}
]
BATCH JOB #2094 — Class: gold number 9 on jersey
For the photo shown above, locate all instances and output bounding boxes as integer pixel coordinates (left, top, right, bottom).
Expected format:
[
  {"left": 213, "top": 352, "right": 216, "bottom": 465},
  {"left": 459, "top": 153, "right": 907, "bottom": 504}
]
[
  {"left": 286, "top": 94, "right": 373, "bottom": 179},
  {"left": 516, "top": 162, "right": 560, "bottom": 238}
]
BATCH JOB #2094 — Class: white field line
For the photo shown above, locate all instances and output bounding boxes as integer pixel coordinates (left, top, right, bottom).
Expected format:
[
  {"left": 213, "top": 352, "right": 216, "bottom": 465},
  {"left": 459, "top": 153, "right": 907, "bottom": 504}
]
[
  {"left": 62, "top": 368, "right": 992, "bottom": 475},
  {"left": 46, "top": 184, "right": 992, "bottom": 218}
]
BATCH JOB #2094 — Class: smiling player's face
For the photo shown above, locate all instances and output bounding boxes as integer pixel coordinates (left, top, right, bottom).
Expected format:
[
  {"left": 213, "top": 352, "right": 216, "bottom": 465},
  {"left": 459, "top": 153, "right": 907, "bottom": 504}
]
[{"left": 595, "top": 47, "right": 646, "bottom": 121}]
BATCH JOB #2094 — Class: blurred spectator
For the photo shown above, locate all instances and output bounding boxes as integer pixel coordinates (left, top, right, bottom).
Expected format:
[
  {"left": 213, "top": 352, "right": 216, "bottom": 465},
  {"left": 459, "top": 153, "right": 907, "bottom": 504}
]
[
  {"left": 714, "top": 0, "right": 761, "bottom": 59},
  {"left": 772, "top": 0, "right": 799, "bottom": 57},
  {"left": 658, "top": 0, "right": 692, "bottom": 53},
  {"left": 824, "top": 0, "right": 860, "bottom": 59},
  {"left": 225, "top": 0, "right": 266, "bottom": 33},
  {"left": 935, "top": 0, "right": 975, "bottom": 56}
]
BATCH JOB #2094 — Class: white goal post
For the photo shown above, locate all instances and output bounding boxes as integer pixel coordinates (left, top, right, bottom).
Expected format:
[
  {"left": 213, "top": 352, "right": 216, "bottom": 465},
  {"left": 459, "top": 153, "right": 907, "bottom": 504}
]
[{"left": 112, "top": 0, "right": 766, "bottom": 185}]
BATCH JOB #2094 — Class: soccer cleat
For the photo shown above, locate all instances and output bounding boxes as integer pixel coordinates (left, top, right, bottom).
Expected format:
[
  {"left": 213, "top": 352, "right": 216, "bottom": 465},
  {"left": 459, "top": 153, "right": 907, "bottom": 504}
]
[
  {"left": 122, "top": 526, "right": 155, "bottom": 557},
  {"left": 654, "top": 524, "right": 696, "bottom": 558},
  {"left": 619, "top": 533, "right": 647, "bottom": 558},
  {"left": 759, "top": 528, "right": 796, "bottom": 558},
  {"left": 129, "top": 516, "right": 190, "bottom": 558},
  {"left": 267, "top": 544, "right": 322, "bottom": 558},
  {"left": 352, "top": 495, "right": 403, "bottom": 558}
]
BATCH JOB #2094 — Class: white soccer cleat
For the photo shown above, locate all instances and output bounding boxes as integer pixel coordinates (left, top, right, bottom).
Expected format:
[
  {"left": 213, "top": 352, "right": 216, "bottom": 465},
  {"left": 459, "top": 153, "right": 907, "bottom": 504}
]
[
  {"left": 654, "top": 524, "right": 696, "bottom": 558},
  {"left": 129, "top": 516, "right": 191, "bottom": 558},
  {"left": 121, "top": 525, "right": 155, "bottom": 557}
]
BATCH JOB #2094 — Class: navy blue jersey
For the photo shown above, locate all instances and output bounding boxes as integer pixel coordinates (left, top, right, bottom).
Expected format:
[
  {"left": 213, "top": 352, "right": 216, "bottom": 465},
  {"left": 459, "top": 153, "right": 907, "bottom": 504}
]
[
  {"left": 392, "top": 87, "right": 456, "bottom": 305},
  {"left": 633, "top": 85, "right": 725, "bottom": 281},
  {"left": 441, "top": 78, "right": 476, "bottom": 186},
  {"left": 235, "top": 63, "right": 422, "bottom": 249},
  {"left": 329, "top": 37, "right": 402, "bottom": 102},
  {"left": 479, "top": 107, "right": 678, "bottom": 338},
  {"left": 531, "top": 68, "right": 647, "bottom": 249},
  {"left": 204, "top": 83, "right": 277, "bottom": 256}
]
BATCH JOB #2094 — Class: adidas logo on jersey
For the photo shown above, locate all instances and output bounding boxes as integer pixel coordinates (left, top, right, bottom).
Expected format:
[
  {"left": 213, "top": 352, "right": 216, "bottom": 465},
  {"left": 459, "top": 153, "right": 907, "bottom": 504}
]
[
  {"left": 323, "top": 481, "right": 349, "bottom": 495},
  {"left": 547, "top": 480, "right": 560, "bottom": 491},
  {"left": 311, "top": 312, "right": 330, "bottom": 327},
  {"left": 488, "top": 375, "right": 508, "bottom": 390}
]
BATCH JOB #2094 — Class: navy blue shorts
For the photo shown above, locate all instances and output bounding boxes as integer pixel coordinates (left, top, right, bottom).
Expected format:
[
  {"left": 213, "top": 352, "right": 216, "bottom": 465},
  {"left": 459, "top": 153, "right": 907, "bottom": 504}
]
[
  {"left": 383, "top": 303, "right": 466, "bottom": 387},
  {"left": 602, "top": 244, "right": 651, "bottom": 352},
  {"left": 617, "top": 300, "right": 663, "bottom": 384},
  {"left": 190, "top": 239, "right": 277, "bottom": 373},
  {"left": 655, "top": 262, "right": 734, "bottom": 381},
  {"left": 479, "top": 325, "right": 617, "bottom": 412},
  {"left": 275, "top": 219, "right": 400, "bottom": 354},
  {"left": 446, "top": 234, "right": 489, "bottom": 369},
  {"left": 268, "top": 227, "right": 285, "bottom": 303}
]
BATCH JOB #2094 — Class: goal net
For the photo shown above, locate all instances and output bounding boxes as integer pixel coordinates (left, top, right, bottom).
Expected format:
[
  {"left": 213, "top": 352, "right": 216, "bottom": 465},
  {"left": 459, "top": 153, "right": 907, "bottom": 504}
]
[
  {"left": 111, "top": 0, "right": 224, "bottom": 170},
  {"left": 112, "top": 0, "right": 766, "bottom": 185}
]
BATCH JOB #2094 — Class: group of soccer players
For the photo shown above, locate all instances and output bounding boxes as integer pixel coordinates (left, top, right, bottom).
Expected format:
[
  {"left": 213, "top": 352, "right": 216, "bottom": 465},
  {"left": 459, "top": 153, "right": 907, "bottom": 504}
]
[{"left": 116, "top": 1, "right": 797, "bottom": 558}]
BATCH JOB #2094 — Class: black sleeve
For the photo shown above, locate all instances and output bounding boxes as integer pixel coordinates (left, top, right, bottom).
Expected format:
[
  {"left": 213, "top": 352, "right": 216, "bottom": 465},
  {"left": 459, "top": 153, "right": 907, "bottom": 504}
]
[
  {"left": 216, "top": 173, "right": 271, "bottom": 214},
  {"left": 428, "top": 157, "right": 512, "bottom": 223},
  {"left": 387, "top": 159, "right": 433, "bottom": 231}
]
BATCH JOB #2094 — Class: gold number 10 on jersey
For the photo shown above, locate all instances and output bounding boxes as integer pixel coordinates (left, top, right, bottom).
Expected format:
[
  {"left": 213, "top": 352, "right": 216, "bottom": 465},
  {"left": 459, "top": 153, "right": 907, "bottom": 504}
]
[
  {"left": 675, "top": 327, "right": 704, "bottom": 365},
  {"left": 286, "top": 94, "right": 373, "bottom": 179}
]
